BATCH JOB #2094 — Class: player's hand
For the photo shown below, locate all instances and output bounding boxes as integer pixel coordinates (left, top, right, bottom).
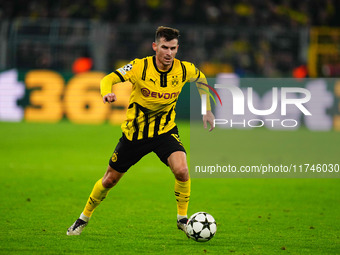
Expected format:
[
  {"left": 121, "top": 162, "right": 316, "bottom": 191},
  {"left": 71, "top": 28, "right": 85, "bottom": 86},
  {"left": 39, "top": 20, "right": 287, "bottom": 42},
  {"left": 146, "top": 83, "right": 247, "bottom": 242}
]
[
  {"left": 203, "top": 110, "right": 215, "bottom": 132},
  {"left": 103, "top": 93, "right": 117, "bottom": 103}
]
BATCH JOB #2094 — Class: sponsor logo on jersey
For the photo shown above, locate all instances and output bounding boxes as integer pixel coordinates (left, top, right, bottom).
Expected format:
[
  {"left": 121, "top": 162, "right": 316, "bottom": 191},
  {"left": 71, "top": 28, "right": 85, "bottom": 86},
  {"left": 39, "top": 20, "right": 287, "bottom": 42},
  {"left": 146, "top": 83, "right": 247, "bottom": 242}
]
[
  {"left": 141, "top": 88, "right": 150, "bottom": 97},
  {"left": 141, "top": 88, "right": 179, "bottom": 99}
]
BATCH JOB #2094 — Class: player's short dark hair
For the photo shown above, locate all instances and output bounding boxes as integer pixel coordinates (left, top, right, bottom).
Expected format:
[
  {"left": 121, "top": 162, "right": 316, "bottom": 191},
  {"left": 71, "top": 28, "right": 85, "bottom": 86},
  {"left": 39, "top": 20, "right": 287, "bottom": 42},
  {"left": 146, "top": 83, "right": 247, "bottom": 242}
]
[{"left": 155, "top": 26, "right": 180, "bottom": 42}]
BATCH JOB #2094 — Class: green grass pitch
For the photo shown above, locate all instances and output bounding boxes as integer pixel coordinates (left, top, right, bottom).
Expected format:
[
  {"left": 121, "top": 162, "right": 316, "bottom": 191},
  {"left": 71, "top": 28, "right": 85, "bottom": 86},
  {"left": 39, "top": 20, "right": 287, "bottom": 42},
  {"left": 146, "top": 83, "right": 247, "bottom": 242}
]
[{"left": 0, "top": 121, "right": 339, "bottom": 254}]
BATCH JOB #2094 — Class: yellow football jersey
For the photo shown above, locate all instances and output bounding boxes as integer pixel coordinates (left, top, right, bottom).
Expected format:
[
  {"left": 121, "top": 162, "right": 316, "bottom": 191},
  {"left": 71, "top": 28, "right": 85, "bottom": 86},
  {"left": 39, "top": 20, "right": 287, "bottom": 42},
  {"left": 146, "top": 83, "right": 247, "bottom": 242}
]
[{"left": 101, "top": 55, "right": 210, "bottom": 141}]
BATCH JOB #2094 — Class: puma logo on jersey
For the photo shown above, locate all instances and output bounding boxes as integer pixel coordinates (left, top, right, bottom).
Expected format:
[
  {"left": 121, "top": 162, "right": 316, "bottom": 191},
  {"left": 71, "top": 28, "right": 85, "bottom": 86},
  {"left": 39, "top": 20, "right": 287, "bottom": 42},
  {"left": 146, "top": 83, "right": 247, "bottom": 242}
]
[{"left": 171, "top": 134, "right": 183, "bottom": 146}]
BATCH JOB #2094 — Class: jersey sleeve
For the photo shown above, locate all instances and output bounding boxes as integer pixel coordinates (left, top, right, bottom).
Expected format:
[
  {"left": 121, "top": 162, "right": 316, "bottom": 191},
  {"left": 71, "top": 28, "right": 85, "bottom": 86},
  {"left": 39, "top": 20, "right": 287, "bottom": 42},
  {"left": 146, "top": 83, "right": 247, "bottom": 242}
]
[
  {"left": 182, "top": 61, "right": 212, "bottom": 112},
  {"left": 100, "top": 60, "right": 138, "bottom": 97}
]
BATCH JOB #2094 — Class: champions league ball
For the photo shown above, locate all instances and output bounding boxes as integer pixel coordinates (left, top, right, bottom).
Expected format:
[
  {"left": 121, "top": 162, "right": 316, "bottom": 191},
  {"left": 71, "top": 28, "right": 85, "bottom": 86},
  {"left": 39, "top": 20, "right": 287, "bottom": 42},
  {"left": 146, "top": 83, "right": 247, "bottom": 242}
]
[{"left": 186, "top": 212, "right": 217, "bottom": 242}]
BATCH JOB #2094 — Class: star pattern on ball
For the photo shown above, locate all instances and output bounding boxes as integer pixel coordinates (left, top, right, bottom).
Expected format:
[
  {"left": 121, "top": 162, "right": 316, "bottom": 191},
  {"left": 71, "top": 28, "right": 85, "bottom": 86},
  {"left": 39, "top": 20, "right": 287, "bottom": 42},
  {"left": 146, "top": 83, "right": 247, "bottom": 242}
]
[
  {"left": 201, "top": 217, "right": 211, "bottom": 231},
  {"left": 192, "top": 229, "right": 202, "bottom": 241}
]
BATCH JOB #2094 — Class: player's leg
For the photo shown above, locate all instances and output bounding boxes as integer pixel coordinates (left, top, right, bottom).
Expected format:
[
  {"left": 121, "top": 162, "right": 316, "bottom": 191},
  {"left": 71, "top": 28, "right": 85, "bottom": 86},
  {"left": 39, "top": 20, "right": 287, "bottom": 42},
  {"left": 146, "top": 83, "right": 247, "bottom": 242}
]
[
  {"left": 67, "top": 166, "right": 124, "bottom": 236},
  {"left": 168, "top": 151, "right": 189, "bottom": 182},
  {"left": 67, "top": 134, "right": 151, "bottom": 236},
  {"left": 167, "top": 151, "right": 191, "bottom": 231},
  {"left": 82, "top": 166, "right": 124, "bottom": 218},
  {"left": 153, "top": 127, "right": 190, "bottom": 231}
]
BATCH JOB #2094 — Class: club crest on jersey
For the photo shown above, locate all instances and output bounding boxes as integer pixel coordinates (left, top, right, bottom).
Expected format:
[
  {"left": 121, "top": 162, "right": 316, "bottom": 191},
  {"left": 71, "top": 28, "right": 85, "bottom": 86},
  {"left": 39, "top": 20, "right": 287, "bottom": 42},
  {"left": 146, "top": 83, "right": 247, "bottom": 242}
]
[
  {"left": 171, "top": 75, "right": 179, "bottom": 87},
  {"left": 111, "top": 152, "right": 118, "bottom": 162}
]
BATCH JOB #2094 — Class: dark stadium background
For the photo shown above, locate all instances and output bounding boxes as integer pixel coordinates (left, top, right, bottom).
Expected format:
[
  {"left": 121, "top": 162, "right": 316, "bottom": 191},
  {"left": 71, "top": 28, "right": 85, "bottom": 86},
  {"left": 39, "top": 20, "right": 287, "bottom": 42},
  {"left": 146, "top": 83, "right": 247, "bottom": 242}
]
[{"left": 1, "top": 0, "right": 340, "bottom": 77}]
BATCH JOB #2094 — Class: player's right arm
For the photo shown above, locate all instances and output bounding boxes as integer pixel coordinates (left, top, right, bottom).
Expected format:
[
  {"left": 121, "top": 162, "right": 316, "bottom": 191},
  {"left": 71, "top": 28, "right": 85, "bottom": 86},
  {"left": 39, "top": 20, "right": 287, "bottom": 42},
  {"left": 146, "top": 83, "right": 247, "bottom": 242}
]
[
  {"left": 100, "top": 73, "right": 121, "bottom": 103},
  {"left": 100, "top": 61, "right": 137, "bottom": 103}
]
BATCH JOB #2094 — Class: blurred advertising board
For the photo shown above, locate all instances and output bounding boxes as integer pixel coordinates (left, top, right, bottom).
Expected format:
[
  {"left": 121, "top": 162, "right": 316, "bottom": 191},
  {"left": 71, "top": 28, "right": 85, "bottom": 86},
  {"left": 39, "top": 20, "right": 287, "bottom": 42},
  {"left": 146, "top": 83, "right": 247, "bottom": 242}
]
[
  {"left": 0, "top": 69, "right": 339, "bottom": 131},
  {"left": 0, "top": 69, "right": 131, "bottom": 124}
]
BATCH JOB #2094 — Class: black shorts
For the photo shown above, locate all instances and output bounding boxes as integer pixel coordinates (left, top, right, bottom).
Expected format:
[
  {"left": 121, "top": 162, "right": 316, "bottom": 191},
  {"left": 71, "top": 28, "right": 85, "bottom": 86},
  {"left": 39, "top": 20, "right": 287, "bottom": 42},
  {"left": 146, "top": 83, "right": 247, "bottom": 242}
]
[{"left": 109, "top": 126, "right": 186, "bottom": 173}]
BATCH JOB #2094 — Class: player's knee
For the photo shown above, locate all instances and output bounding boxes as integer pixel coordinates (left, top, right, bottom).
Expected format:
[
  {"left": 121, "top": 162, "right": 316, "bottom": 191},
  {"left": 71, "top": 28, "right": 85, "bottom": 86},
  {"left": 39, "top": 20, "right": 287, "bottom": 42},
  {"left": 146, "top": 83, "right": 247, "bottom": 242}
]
[
  {"left": 102, "top": 166, "right": 124, "bottom": 188},
  {"left": 174, "top": 166, "right": 189, "bottom": 182},
  {"left": 102, "top": 175, "right": 119, "bottom": 188}
]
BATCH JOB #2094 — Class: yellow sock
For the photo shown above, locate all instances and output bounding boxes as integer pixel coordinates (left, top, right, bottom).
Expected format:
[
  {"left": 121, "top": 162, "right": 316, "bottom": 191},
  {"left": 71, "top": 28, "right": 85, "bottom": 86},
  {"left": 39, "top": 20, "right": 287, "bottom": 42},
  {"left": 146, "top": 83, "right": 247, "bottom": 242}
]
[
  {"left": 83, "top": 178, "right": 111, "bottom": 218},
  {"left": 174, "top": 178, "right": 191, "bottom": 217}
]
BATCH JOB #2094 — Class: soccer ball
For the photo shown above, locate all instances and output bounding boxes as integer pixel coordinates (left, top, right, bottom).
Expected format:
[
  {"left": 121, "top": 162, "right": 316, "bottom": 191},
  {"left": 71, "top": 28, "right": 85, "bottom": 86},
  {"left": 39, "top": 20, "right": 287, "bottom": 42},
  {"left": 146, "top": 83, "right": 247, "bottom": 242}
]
[{"left": 186, "top": 212, "right": 217, "bottom": 242}]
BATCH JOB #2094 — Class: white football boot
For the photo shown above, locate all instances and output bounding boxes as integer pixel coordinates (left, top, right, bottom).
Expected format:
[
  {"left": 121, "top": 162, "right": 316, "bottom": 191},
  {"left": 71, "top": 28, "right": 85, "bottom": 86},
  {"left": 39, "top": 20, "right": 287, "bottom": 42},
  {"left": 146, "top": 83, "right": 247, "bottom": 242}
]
[
  {"left": 67, "top": 219, "right": 88, "bottom": 236},
  {"left": 177, "top": 217, "right": 188, "bottom": 232}
]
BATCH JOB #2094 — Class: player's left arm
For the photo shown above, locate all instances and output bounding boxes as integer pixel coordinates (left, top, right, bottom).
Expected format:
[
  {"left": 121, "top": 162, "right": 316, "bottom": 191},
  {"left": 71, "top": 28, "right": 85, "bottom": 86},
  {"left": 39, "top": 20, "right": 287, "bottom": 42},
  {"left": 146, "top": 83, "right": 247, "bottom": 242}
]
[
  {"left": 203, "top": 109, "right": 215, "bottom": 132},
  {"left": 196, "top": 71, "right": 215, "bottom": 131},
  {"left": 185, "top": 62, "right": 215, "bottom": 131}
]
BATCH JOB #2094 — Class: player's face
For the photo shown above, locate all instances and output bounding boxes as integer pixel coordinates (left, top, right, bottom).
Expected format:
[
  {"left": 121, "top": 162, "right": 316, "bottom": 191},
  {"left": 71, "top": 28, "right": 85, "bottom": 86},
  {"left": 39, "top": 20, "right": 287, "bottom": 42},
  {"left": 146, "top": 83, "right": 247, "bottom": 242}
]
[{"left": 152, "top": 37, "right": 179, "bottom": 69}]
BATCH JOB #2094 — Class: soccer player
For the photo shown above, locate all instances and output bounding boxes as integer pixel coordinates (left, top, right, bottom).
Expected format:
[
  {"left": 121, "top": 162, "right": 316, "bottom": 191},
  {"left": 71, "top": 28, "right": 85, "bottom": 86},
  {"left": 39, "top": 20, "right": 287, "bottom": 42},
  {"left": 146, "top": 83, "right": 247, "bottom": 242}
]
[{"left": 67, "top": 26, "right": 215, "bottom": 235}]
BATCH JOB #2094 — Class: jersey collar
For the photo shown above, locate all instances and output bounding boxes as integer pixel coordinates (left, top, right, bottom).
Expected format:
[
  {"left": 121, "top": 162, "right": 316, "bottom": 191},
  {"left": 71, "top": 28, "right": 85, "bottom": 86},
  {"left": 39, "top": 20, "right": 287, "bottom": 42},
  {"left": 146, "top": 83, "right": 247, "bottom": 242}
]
[{"left": 152, "top": 55, "right": 174, "bottom": 74}]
